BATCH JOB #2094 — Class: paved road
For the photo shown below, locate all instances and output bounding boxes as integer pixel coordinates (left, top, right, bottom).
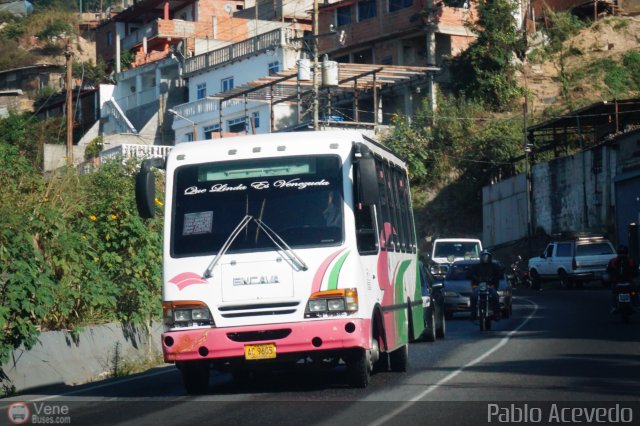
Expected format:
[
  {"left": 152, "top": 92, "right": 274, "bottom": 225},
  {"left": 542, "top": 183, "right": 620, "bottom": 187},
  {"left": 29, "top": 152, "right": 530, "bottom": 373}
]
[{"left": 3, "top": 284, "right": 639, "bottom": 425}]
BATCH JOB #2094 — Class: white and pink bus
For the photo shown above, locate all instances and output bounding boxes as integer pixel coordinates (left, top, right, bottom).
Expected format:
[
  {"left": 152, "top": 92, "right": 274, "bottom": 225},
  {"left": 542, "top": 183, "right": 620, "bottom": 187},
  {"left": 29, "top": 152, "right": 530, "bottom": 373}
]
[{"left": 136, "top": 130, "right": 424, "bottom": 393}]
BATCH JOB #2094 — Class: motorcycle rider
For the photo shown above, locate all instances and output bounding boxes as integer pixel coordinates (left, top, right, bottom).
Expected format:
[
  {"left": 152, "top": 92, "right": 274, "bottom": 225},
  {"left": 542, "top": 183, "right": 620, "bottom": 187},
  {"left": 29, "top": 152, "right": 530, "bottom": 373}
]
[
  {"left": 606, "top": 245, "right": 639, "bottom": 313},
  {"left": 467, "top": 250, "right": 502, "bottom": 321}
]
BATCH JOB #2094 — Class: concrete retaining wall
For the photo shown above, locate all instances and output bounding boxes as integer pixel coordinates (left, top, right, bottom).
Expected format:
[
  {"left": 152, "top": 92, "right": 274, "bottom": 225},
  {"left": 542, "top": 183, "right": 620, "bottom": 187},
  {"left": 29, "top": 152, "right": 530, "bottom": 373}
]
[
  {"left": 483, "top": 174, "right": 529, "bottom": 247},
  {"left": 2, "top": 322, "right": 163, "bottom": 393},
  {"left": 483, "top": 145, "right": 616, "bottom": 246}
]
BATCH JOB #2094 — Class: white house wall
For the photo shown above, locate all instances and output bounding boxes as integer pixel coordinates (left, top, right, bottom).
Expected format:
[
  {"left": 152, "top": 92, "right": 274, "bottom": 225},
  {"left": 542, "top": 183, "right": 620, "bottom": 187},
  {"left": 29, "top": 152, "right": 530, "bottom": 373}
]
[
  {"left": 187, "top": 48, "right": 297, "bottom": 100},
  {"left": 173, "top": 102, "right": 297, "bottom": 142}
]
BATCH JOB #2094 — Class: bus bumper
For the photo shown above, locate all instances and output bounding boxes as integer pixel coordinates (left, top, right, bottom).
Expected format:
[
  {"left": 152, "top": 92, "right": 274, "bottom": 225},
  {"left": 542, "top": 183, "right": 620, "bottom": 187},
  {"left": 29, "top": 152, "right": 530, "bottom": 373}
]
[{"left": 162, "top": 318, "right": 371, "bottom": 362}]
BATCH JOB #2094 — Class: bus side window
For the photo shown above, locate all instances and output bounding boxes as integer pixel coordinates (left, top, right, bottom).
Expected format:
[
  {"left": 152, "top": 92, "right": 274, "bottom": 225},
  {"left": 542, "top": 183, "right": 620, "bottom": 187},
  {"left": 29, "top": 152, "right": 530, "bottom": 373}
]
[
  {"left": 391, "top": 166, "right": 408, "bottom": 253},
  {"left": 355, "top": 159, "right": 379, "bottom": 254},
  {"left": 376, "top": 158, "right": 392, "bottom": 251},
  {"left": 383, "top": 161, "right": 400, "bottom": 252},
  {"left": 402, "top": 170, "right": 417, "bottom": 253},
  {"left": 355, "top": 203, "right": 378, "bottom": 254}
]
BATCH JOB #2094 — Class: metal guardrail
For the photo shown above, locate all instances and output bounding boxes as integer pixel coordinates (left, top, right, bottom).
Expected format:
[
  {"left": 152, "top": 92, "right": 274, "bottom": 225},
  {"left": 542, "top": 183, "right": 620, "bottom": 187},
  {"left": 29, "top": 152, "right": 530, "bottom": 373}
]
[{"left": 184, "top": 28, "right": 292, "bottom": 77}]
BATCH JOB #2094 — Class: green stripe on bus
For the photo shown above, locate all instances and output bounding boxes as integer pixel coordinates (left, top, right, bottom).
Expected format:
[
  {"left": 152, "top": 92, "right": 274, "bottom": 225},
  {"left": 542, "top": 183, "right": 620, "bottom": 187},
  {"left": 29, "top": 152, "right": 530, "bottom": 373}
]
[
  {"left": 327, "top": 251, "right": 350, "bottom": 290},
  {"left": 394, "top": 260, "right": 412, "bottom": 303},
  {"left": 395, "top": 260, "right": 412, "bottom": 341},
  {"left": 414, "top": 260, "right": 422, "bottom": 300}
]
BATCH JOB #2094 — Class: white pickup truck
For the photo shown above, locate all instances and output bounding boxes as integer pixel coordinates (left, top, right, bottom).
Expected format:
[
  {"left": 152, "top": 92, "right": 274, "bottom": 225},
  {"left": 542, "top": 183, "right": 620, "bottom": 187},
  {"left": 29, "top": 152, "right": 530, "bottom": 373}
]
[
  {"left": 528, "top": 237, "right": 616, "bottom": 288},
  {"left": 429, "top": 238, "right": 483, "bottom": 278}
]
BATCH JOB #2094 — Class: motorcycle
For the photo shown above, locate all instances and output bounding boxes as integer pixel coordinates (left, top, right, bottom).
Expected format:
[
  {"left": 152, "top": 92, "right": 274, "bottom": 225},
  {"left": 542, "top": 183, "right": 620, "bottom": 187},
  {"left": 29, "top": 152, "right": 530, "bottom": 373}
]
[
  {"left": 506, "top": 255, "right": 529, "bottom": 289},
  {"left": 476, "top": 282, "right": 492, "bottom": 331},
  {"left": 613, "top": 282, "right": 637, "bottom": 323}
]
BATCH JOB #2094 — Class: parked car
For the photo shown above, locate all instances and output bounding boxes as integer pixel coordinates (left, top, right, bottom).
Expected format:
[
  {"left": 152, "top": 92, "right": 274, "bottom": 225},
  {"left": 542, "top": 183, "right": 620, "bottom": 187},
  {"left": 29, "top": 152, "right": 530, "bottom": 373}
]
[
  {"left": 419, "top": 261, "right": 446, "bottom": 341},
  {"left": 443, "top": 260, "right": 513, "bottom": 319},
  {"left": 429, "top": 238, "right": 483, "bottom": 279},
  {"left": 528, "top": 236, "right": 616, "bottom": 289}
]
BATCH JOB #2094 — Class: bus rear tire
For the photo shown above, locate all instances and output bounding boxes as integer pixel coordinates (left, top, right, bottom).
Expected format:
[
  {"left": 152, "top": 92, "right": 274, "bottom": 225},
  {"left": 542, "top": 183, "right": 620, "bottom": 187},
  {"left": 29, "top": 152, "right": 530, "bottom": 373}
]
[
  {"left": 346, "top": 349, "right": 371, "bottom": 388},
  {"left": 179, "top": 361, "right": 210, "bottom": 395},
  {"left": 389, "top": 344, "right": 408, "bottom": 372}
]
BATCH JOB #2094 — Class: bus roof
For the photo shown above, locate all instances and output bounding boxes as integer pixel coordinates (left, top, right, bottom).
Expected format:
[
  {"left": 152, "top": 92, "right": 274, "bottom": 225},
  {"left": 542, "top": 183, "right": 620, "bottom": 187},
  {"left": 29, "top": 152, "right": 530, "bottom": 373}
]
[{"left": 166, "top": 130, "right": 406, "bottom": 169}]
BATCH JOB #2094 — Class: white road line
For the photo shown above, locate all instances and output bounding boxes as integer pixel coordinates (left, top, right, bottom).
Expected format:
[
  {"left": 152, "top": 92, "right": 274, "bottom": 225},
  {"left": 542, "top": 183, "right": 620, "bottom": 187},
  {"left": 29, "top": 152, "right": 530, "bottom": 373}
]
[
  {"left": 4, "top": 367, "right": 176, "bottom": 403},
  {"left": 369, "top": 298, "right": 540, "bottom": 426}
]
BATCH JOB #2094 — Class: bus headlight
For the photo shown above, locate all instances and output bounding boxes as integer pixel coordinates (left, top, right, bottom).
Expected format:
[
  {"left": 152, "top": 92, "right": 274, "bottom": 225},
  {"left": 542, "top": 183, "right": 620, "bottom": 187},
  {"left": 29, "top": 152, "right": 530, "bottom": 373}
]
[
  {"left": 191, "top": 308, "right": 210, "bottom": 321},
  {"left": 327, "top": 299, "right": 345, "bottom": 311},
  {"left": 305, "top": 288, "right": 358, "bottom": 318},
  {"left": 163, "top": 301, "right": 214, "bottom": 329},
  {"left": 308, "top": 299, "right": 328, "bottom": 312}
]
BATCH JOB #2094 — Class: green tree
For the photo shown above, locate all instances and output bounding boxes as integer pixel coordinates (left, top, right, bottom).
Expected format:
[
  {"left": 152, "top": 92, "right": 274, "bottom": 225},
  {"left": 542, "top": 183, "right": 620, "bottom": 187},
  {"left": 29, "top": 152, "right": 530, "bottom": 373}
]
[
  {"left": 0, "top": 112, "right": 67, "bottom": 168},
  {"left": 541, "top": 9, "right": 584, "bottom": 54},
  {"left": 449, "top": 0, "right": 524, "bottom": 111},
  {"left": 0, "top": 144, "right": 55, "bottom": 364},
  {"left": 80, "top": 159, "right": 164, "bottom": 323}
]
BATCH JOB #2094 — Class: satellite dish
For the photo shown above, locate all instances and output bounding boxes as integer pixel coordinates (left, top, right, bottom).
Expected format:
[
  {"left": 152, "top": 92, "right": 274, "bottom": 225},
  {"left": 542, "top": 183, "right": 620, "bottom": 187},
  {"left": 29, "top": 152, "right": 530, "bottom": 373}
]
[{"left": 224, "top": 4, "right": 233, "bottom": 15}]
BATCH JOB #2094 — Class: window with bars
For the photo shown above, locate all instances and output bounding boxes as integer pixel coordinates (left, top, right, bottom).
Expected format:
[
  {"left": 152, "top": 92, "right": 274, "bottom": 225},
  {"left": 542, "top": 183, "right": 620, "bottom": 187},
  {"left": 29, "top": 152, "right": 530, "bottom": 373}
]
[
  {"left": 203, "top": 124, "right": 220, "bottom": 139},
  {"left": 358, "top": 0, "right": 377, "bottom": 21},
  {"left": 388, "top": 0, "right": 413, "bottom": 13},
  {"left": 221, "top": 77, "right": 234, "bottom": 92},
  {"left": 196, "top": 83, "right": 206, "bottom": 100},
  {"left": 227, "top": 117, "right": 246, "bottom": 133},
  {"left": 268, "top": 61, "right": 279, "bottom": 76},
  {"left": 336, "top": 5, "right": 352, "bottom": 26}
]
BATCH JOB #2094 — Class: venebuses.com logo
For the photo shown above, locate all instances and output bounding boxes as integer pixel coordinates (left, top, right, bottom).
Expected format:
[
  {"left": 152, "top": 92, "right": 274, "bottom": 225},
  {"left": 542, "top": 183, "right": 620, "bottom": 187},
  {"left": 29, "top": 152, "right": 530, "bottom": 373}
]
[
  {"left": 6, "top": 401, "right": 71, "bottom": 424},
  {"left": 6, "top": 402, "right": 30, "bottom": 425}
]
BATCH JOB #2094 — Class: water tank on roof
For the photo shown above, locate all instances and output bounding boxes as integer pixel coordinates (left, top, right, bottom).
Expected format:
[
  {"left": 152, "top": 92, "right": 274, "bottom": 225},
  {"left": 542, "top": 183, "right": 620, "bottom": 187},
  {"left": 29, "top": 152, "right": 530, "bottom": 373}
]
[
  {"left": 297, "top": 59, "right": 311, "bottom": 81},
  {"left": 321, "top": 60, "right": 338, "bottom": 87}
]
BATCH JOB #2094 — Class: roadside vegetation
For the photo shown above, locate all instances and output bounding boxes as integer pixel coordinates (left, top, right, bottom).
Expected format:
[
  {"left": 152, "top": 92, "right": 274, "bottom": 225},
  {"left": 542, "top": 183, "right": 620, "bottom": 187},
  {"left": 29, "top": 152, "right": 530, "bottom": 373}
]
[{"left": 0, "top": 140, "right": 164, "bottom": 382}]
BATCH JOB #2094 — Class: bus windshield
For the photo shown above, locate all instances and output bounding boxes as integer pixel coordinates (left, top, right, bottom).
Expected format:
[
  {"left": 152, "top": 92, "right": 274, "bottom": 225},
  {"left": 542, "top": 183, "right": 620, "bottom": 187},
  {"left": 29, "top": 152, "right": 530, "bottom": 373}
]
[{"left": 171, "top": 155, "right": 343, "bottom": 257}]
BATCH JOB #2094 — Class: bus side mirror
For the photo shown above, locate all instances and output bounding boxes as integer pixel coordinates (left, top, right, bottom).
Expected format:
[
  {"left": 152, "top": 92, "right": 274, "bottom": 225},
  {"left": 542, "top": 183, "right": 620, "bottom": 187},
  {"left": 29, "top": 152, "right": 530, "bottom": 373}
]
[
  {"left": 355, "top": 144, "right": 379, "bottom": 206},
  {"left": 135, "top": 157, "right": 165, "bottom": 219}
]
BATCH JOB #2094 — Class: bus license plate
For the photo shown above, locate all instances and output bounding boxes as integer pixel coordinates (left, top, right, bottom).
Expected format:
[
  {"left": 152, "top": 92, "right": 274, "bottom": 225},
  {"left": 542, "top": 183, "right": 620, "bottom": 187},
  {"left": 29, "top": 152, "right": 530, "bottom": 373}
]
[
  {"left": 618, "top": 293, "right": 631, "bottom": 303},
  {"left": 244, "top": 343, "right": 276, "bottom": 360}
]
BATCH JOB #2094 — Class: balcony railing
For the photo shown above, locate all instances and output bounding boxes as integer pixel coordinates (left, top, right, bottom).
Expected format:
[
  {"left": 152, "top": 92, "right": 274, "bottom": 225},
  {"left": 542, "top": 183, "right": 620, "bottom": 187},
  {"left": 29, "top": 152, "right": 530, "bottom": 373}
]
[
  {"left": 184, "top": 27, "right": 296, "bottom": 77},
  {"left": 171, "top": 97, "right": 248, "bottom": 120},
  {"left": 122, "top": 19, "right": 206, "bottom": 51},
  {"left": 102, "top": 100, "right": 137, "bottom": 134},
  {"left": 100, "top": 144, "right": 172, "bottom": 163},
  {"left": 122, "top": 20, "right": 158, "bottom": 51},
  {"left": 115, "top": 86, "right": 158, "bottom": 111}
]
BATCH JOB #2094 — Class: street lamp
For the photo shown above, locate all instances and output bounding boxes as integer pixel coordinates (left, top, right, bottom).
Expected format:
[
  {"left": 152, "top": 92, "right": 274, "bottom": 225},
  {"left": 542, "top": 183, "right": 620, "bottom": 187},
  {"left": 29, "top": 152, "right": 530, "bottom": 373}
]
[{"left": 168, "top": 108, "right": 198, "bottom": 141}]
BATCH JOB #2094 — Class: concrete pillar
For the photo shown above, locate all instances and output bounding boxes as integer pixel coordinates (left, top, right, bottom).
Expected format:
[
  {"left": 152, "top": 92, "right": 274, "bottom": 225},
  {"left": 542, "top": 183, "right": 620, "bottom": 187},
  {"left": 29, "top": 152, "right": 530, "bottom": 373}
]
[
  {"left": 155, "top": 66, "right": 162, "bottom": 98},
  {"left": 116, "top": 32, "right": 121, "bottom": 74},
  {"left": 135, "top": 74, "right": 142, "bottom": 108}
]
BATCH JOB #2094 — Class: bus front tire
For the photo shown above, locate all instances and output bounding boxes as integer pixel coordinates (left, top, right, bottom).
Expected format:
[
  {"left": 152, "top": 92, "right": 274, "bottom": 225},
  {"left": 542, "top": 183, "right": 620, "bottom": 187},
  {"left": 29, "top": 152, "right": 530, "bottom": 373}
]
[
  {"left": 179, "top": 360, "right": 210, "bottom": 395},
  {"left": 346, "top": 349, "right": 371, "bottom": 388}
]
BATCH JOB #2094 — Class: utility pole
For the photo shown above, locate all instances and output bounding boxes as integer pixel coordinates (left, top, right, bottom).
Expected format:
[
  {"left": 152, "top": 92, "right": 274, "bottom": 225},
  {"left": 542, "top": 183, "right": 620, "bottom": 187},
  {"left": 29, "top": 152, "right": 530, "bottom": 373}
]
[
  {"left": 65, "top": 40, "right": 74, "bottom": 165},
  {"left": 425, "top": 0, "right": 437, "bottom": 124},
  {"left": 312, "top": 0, "right": 319, "bottom": 130}
]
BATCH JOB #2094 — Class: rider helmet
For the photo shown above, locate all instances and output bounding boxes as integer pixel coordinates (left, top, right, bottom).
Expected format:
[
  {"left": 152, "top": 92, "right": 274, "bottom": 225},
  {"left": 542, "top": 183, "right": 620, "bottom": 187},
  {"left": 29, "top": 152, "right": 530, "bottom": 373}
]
[
  {"left": 617, "top": 245, "right": 629, "bottom": 255},
  {"left": 480, "top": 250, "right": 492, "bottom": 264}
]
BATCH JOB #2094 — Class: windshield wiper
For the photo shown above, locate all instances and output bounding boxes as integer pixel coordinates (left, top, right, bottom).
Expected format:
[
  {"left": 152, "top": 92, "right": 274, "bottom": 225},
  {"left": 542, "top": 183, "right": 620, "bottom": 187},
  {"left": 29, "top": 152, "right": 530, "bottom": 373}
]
[
  {"left": 203, "top": 215, "right": 253, "bottom": 278},
  {"left": 253, "top": 218, "right": 308, "bottom": 272}
]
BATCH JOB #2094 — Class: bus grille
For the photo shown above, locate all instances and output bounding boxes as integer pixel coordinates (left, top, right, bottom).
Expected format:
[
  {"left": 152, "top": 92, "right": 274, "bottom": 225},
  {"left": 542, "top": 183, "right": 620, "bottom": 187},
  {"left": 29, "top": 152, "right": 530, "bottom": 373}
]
[
  {"left": 227, "top": 329, "right": 292, "bottom": 342},
  {"left": 218, "top": 301, "right": 300, "bottom": 318}
]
